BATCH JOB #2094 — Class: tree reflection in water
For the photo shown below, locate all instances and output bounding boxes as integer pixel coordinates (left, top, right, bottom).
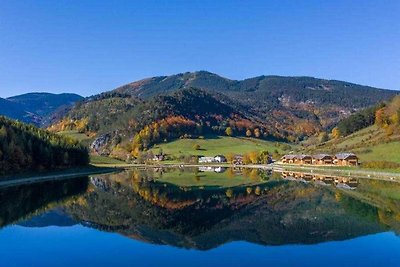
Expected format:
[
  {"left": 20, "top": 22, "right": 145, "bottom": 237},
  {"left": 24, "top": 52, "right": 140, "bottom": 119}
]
[{"left": 2, "top": 168, "right": 400, "bottom": 250}]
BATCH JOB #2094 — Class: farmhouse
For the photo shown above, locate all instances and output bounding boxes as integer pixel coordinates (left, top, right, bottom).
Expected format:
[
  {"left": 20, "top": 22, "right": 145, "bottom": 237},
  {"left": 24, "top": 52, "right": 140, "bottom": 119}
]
[
  {"left": 312, "top": 154, "right": 333, "bottom": 165},
  {"left": 334, "top": 153, "right": 359, "bottom": 166},
  {"left": 152, "top": 154, "right": 165, "bottom": 161},
  {"left": 214, "top": 155, "right": 227, "bottom": 163},
  {"left": 198, "top": 156, "right": 215, "bottom": 163}
]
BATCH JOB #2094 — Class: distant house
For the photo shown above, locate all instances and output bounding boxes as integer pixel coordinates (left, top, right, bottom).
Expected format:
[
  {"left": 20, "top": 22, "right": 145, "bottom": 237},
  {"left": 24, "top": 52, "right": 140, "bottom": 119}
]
[
  {"left": 214, "top": 155, "right": 227, "bottom": 163},
  {"left": 233, "top": 155, "right": 244, "bottom": 165},
  {"left": 152, "top": 154, "right": 165, "bottom": 161},
  {"left": 334, "top": 153, "right": 359, "bottom": 166},
  {"left": 198, "top": 156, "right": 215, "bottom": 163},
  {"left": 312, "top": 154, "right": 333, "bottom": 165}
]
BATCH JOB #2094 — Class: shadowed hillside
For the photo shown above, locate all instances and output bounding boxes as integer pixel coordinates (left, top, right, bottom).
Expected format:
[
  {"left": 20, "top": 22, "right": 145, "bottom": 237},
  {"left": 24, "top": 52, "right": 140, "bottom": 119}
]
[{"left": 0, "top": 93, "right": 83, "bottom": 126}]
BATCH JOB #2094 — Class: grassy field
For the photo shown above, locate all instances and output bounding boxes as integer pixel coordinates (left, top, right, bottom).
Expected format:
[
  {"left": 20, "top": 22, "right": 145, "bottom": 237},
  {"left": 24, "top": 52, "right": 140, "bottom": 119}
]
[
  {"left": 150, "top": 136, "right": 292, "bottom": 157},
  {"left": 58, "top": 130, "right": 94, "bottom": 147},
  {"left": 356, "top": 142, "right": 400, "bottom": 163}
]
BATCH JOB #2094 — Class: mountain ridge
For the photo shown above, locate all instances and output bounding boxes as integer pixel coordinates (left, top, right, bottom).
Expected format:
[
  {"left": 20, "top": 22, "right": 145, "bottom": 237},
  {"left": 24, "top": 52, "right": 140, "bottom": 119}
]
[
  {"left": 0, "top": 92, "right": 83, "bottom": 126},
  {"left": 109, "top": 71, "right": 398, "bottom": 132}
]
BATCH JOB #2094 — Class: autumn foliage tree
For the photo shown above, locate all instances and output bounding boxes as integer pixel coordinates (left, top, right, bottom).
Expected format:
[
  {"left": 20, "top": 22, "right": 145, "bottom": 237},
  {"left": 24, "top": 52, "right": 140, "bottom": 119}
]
[
  {"left": 331, "top": 127, "right": 341, "bottom": 139},
  {"left": 225, "top": 127, "right": 233, "bottom": 136}
]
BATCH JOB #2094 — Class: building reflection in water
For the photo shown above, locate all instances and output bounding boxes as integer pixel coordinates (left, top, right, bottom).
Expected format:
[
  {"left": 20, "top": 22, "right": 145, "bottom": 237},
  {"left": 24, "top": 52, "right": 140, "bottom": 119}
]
[{"left": 280, "top": 171, "right": 359, "bottom": 190}]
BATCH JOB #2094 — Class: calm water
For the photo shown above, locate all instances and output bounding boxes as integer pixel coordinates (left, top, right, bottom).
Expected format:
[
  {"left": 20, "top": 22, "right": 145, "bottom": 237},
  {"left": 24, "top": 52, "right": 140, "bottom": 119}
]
[{"left": 1, "top": 167, "right": 400, "bottom": 267}]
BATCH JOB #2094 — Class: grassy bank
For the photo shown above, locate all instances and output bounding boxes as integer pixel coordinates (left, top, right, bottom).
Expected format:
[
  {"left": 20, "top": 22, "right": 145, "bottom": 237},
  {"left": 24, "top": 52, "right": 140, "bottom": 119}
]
[{"left": 150, "top": 136, "right": 292, "bottom": 157}]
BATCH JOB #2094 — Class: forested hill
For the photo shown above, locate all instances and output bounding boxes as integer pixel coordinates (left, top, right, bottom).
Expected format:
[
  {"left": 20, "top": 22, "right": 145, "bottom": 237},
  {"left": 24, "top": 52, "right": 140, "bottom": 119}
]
[
  {"left": 112, "top": 71, "right": 397, "bottom": 130},
  {"left": 0, "top": 93, "right": 83, "bottom": 126},
  {"left": 334, "top": 95, "right": 400, "bottom": 137},
  {"left": 0, "top": 116, "right": 89, "bottom": 176},
  {"left": 50, "top": 88, "right": 270, "bottom": 156},
  {"left": 49, "top": 72, "right": 398, "bottom": 159}
]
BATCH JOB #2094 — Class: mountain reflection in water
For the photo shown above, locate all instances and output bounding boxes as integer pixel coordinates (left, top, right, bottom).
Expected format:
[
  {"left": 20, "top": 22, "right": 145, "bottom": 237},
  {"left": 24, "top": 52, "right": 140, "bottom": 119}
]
[{"left": 1, "top": 168, "right": 400, "bottom": 251}]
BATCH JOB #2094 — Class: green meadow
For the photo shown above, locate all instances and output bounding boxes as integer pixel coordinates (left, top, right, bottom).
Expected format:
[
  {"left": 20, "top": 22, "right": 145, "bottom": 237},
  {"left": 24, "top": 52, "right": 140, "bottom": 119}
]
[{"left": 150, "top": 136, "right": 292, "bottom": 158}]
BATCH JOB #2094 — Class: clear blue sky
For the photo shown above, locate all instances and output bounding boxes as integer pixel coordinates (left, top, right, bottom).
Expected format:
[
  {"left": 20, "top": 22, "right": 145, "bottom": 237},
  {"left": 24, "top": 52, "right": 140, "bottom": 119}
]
[{"left": 0, "top": 0, "right": 399, "bottom": 98}]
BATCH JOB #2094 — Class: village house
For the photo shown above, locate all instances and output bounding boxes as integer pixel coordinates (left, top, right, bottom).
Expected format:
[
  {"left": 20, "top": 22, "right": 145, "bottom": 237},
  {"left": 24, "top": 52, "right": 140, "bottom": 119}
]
[
  {"left": 281, "top": 154, "right": 312, "bottom": 164},
  {"left": 334, "top": 153, "right": 359, "bottom": 166},
  {"left": 312, "top": 154, "right": 333, "bottom": 165},
  {"left": 233, "top": 155, "right": 244, "bottom": 165},
  {"left": 198, "top": 156, "right": 215, "bottom": 163},
  {"left": 281, "top": 154, "right": 297, "bottom": 164},
  {"left": 152, "top": 154, "right": 165, "bottom": 161},
  {"left": 214, "top": 155, "right": 227, "bottom": 163},
  {"left": 282, "top": 152, "right": 358, "bottom": 166},
  {"left": 297, "top": 154, "right": 312, "bottom": 164}
]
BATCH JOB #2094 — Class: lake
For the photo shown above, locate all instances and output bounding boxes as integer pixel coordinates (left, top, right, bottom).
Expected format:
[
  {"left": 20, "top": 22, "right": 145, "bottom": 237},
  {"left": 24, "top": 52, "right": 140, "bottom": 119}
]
[{"left": 1, "top": 167, "right": 400, "bottom": 267}]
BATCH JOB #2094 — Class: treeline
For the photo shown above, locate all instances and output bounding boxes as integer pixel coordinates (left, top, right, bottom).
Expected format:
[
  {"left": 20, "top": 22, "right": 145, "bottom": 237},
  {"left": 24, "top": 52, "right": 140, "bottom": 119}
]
[
  {"left": 333, "top": 95, "right": 400, "bottom": 138},
  {"left": 0, "top": 116, "right": 89, "bottom": 175},
  {"left": 129, "top": 115, "right": 274, "bottom": 156},
  {"left": 375, "top": 96, "right": 400, "bottom": 133},
  {"left": 335, "top": 104, "right": 384, "bottom": 136}
]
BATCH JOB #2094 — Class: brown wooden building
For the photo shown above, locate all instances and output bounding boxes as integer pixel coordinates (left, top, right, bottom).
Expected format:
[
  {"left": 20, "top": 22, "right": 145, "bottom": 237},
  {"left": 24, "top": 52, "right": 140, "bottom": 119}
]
[
  {"left": 281, "top": 154, "right": 297, "bottom": 164},
  {"left": 281, "top": 154, "right": 312, "bottom": 164},
  {"left": 334, "top": 153, "right": 359, "bottom": 166},
  {"left": 312, "top": 154, "right": 333, "bottom": 165},
  {"left": 297, "top": 154, "right": 312, "bottom": 164}
]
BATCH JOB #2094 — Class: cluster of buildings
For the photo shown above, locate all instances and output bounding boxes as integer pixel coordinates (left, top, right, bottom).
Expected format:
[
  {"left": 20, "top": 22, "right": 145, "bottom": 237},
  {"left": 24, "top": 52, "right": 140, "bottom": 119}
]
[
  {"left": 198, "top": 155, "right": 227, "bottom": 163},
  {"left": 281, "top": 153, "right": 359, "bottom": 166},
  {"left": 198, "top": 155, "right": 246, "bottom": 164}
]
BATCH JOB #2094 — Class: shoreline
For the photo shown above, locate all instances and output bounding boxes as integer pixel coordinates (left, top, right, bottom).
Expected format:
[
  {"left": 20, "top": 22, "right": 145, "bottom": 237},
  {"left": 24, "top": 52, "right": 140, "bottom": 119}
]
[
  {"left": 0, "top": 166, "right": 121, "bottom": 189},
  {"left": 2, "top": 161, "right": 400, "bottom": 188}
]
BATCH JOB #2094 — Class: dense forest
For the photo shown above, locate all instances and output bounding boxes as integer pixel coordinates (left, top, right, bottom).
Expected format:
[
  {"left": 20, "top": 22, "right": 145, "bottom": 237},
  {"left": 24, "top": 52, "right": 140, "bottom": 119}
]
[
  {"left": 335, "top": 104, "right": 384, "bottom": 136},
  {"left": 0, "top": 116, "right": 89, "bottom": 176},
  {"left": 333, "top": 95, "right": 400, "bottom": 137}
]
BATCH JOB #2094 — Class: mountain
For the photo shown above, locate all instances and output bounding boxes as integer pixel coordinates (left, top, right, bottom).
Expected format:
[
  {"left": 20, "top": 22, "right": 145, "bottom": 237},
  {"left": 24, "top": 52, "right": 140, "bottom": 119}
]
[
  {"left": 112, "top": 71, "right": 397, "bottom": 129},
  {"left": 0, "top": 116, "right": 89, "bottom": 176},
  {"left": 0, "top": 97, "right": 39, "bottom": 124},
  {"left": 0, "top": 93, "right": 83, "bottom": 126},
  {"left": 49, "top": 71, "right": 398, "bottom": 158}
]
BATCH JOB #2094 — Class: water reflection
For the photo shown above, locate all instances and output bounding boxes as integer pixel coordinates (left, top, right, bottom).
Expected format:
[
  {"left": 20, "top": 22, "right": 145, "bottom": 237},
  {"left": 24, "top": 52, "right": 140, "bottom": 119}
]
[
  {"left": 280, "top": 171, "right": 359, "bottom": 189},
  {"left": 1, "top": 168, "right": 400, "bottom": 251},
  {"left": 0, "top": 177, "right": 88, "bottom": 228}
]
